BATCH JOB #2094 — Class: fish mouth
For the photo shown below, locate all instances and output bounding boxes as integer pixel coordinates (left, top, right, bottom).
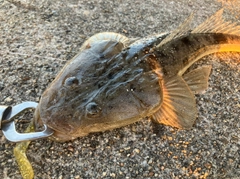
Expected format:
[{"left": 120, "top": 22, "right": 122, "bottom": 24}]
[
  {"left": 33, "top": 104, "right": 70, "bottom": 141},
  {"left": 47, "top": 125, "right": 90, "bottom": 142}
]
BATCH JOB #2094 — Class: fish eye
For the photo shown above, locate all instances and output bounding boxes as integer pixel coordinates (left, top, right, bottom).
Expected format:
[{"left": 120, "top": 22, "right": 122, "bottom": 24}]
[
  {"left": 86, "top": 102, "right": 101, "bottom": 118},
  {"left": 64, "top": 76, "right": 80, "bottom": 87}
]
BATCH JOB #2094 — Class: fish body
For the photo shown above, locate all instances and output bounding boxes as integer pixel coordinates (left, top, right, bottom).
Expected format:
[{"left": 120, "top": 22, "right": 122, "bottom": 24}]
[{"left": 34, "top": 9, "right": 240, "bottom": 141}]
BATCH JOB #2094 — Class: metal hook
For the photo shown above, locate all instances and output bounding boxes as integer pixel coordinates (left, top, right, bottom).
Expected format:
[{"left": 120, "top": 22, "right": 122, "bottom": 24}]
[{"left": 0, "top": 102, "right": 54, "bottom": 142}]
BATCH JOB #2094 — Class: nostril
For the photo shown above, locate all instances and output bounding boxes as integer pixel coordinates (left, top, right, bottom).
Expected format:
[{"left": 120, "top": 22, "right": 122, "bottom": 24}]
[{"left": 86, "top": 102, "right": 101, "bottom": 118}]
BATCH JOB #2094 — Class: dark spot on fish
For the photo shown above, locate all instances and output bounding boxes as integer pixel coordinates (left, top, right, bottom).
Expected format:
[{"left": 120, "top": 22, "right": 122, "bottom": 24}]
[
  {"left": 71, "top": 103, "right": 77, "bottom": 108},
  {"left": 143, "top": 48, "right": 150, "bottom": 54},
  {"left": 121, "top": 50, "right": 128, "bottom": 58},
  {"left": 156, "top": 50, "right": 167, "bottom": 59},
  {"left": 172, "top": 43, "right": 180, "bottom": 52},
  {"left": 130, "top": 84, "right": 136, "bottom": 91},
  {"left": 108, "top": 105, "right": 114, "bottom": 110},
  {"left": 97, "top": 81, "right": 105, "bottom": 89},
  {"left": 107, "top": 72, "right": 115, "bottom": 79},
  {"left": 181, "top": 36, "right": 192, "bottom": 46},
  {"left": 99, "top": 53, "right": 105, "bottom": 59},
  {"left": 82, "top": 98, "right": 88, "bottom": 103},
  {"left": 214, "top": 33, "right": 229, "bottom": 43},
  {"left": 162, "top": 68, "right": 168, "bottom": 75}
]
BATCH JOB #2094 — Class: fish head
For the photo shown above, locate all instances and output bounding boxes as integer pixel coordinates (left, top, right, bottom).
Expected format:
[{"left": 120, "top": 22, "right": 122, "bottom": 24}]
[{"left": 35, "top": 40, "right": 163, "bottom": 141}]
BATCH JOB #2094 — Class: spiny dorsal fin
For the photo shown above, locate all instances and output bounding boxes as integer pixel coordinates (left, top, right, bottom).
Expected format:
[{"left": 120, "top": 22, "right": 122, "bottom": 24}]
[
  {"left": 192, "top": 8, "right": 240, "bottom": 35},
  {"left": 156, "top": 13, "right": 194, "bottom": 49},
  {"left": 152, "top": 76, "right": 197, "bottom": 129}
]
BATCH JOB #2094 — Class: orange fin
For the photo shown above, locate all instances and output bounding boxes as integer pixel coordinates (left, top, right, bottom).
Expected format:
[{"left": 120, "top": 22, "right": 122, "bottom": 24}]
[
  {"left": 183, "top": 65, "right": 212, "bottom": 94},
  {"left": 152, "top": 76, "right": 197, "bottom": 129}
]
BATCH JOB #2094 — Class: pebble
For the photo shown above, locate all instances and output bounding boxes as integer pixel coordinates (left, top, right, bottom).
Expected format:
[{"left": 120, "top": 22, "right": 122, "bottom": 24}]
[{"left": 4, "top": 97, "right": 13, "bottom": 103}]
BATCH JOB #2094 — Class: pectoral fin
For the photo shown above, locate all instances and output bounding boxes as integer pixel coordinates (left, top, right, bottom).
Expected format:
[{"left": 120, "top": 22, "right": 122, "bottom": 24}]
[
  {"left": 152, "top": 76, "right": 197, "bottom": 129},
  {"left": 183, "top": 65, "right": 212, "bottom": 93}
]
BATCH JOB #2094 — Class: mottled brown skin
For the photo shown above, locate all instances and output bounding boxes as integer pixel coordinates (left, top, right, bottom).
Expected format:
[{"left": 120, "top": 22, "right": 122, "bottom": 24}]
[{"left": 35, "top": 34, "right": 168, "bottom": 141}]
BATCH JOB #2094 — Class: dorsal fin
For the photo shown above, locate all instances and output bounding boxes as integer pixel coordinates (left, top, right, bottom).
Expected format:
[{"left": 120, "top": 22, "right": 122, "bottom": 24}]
[
  {"left": 156, "top": 13, "right": 194, "bottom": 48},
  {"left": 192, "top": 8, "right": 240, "bottom": 35}
]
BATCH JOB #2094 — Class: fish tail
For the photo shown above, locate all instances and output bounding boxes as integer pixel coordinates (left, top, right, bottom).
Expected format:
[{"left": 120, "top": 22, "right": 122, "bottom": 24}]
[
  {"left": 152, "top": 9, "right": 240, "bottom": 129},
  {"left": 177, "top": 8, "right": 240, "bottom": 75},
  {"left": 177, "top": 38, "right": 240, "bottom": 76}
]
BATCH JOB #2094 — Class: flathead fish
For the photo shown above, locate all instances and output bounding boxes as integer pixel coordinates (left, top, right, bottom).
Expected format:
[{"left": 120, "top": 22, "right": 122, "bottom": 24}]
[{"left": 34, "top": 9, "right": 240, "bottom": 141}]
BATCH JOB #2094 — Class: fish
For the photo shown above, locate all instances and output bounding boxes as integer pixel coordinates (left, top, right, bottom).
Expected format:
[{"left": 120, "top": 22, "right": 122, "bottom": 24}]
[
  {"left": 14, "top": 9, "right": 240, "bottom": 179},
  {"left": 33, "top": 9, "right": 240, "bottom": 141}
]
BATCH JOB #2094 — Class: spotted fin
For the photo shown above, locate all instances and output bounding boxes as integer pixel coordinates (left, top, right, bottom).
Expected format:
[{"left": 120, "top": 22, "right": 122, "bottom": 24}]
[
  {"left": 183, "top": 65, "right": 212, "bottom": 94},
  {"left": 152, "top": 76, "right": 197, "bottom": 129}
]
